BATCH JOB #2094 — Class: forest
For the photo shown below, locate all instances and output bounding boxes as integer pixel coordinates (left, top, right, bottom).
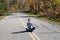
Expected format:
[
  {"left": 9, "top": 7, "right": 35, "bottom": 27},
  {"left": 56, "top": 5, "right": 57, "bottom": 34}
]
[{"left": 0, "top": 0, "right": 60, "bottom": 20}]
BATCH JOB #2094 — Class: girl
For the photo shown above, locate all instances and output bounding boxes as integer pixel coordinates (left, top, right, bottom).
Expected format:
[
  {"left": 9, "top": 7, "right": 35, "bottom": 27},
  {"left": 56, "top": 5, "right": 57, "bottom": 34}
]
[{"left": 26, "top": 18, "right": 35, "bottom": 32}]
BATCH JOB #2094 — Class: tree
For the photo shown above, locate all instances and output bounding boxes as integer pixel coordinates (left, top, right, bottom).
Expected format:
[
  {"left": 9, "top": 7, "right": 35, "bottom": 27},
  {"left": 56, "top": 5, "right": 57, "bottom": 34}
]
[{"left": 0, "top": 2, "right": 7, "bottom": 16}]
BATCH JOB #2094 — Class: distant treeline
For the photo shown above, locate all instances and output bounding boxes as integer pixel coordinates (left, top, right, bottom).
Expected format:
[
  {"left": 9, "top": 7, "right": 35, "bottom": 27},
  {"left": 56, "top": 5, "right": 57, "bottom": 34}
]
[{"left": 0, "top": 0, "right": 60, "bottom": 19}]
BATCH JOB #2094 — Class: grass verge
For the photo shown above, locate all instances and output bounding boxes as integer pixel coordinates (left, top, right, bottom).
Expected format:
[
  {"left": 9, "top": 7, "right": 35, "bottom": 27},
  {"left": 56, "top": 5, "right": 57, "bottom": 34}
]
[
  {"left": 0, "top": 16, "right": 5, "bottom": 20},
  {"left": 37, "top": 17, "right": 60, "bottom": 25},
  {"left": 0, "top": 11, "right": 11, "bottom": 20}
]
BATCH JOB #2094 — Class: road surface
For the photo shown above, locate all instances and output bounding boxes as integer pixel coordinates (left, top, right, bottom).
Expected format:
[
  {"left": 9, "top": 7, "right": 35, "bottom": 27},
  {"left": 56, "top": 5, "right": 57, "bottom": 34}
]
[{"left": 0, "top": 13, "right": 60, "bottom": 40}]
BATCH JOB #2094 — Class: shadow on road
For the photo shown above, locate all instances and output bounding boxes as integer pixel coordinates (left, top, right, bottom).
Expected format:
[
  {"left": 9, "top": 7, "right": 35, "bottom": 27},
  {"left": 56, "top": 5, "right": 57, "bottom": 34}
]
[{"left": 11, "top": 30, "right": 31, "bottom": 34}]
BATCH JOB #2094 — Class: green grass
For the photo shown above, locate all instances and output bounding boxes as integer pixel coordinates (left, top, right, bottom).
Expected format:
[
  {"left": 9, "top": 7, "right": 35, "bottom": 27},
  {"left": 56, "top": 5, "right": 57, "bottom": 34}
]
[
  {"left": 26, "top": 13, "right": 36, "bottom": 15},
  {"left": 0, "top": 11, "right": 11, "bottom": 20},
  {"left": 26, "top": 13, "right": 38, "bottom": 17},
  {"left": 0, "top": 16, "right": 5, "bottom": 20}
]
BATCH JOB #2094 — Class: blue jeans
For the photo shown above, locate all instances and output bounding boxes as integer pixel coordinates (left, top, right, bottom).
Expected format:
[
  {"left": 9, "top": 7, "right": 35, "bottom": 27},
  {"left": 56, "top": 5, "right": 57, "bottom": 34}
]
[{"left": 26, "top": 27, "right": 35, "bottom": 32}]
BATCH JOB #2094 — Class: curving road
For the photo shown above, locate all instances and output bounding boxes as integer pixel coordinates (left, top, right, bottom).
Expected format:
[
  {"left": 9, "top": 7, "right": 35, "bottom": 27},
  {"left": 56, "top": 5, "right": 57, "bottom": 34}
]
[{"left": 0, "top": 13, "right": 60, "bottom": 40}]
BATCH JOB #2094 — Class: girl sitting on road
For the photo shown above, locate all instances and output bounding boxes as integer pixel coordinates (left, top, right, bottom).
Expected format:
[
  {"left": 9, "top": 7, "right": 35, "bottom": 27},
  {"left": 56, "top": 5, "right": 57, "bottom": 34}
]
[{"left": 26, "top": 18, "right": 35, "bottom": 32}]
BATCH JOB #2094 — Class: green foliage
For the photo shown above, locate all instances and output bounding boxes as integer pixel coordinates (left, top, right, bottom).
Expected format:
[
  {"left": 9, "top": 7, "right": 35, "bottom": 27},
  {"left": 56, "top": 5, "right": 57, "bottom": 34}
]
[
  {"left": 10, "top": 0, "right": 17, "bottom": 6},
  {"left": 0, "top": 2, "right": 6, "bottom": 11},
  {"left": 0, "top": 2, "right": 7, "bottom": 16},
  {"left": 53, "top": 0, "right": 60, "bottom": 4}
]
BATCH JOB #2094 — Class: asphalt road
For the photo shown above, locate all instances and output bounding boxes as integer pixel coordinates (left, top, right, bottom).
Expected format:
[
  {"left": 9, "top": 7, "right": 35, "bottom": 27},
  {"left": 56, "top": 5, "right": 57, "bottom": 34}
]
[{"left": 0, "top": 13, "right": 60, "bottom": 40}]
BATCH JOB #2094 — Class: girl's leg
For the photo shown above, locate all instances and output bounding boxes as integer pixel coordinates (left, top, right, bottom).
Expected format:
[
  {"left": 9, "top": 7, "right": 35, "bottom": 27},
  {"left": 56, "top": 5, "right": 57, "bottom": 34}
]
[{"left": 32, "top": 27, "right": 35, "bottom": 31}]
